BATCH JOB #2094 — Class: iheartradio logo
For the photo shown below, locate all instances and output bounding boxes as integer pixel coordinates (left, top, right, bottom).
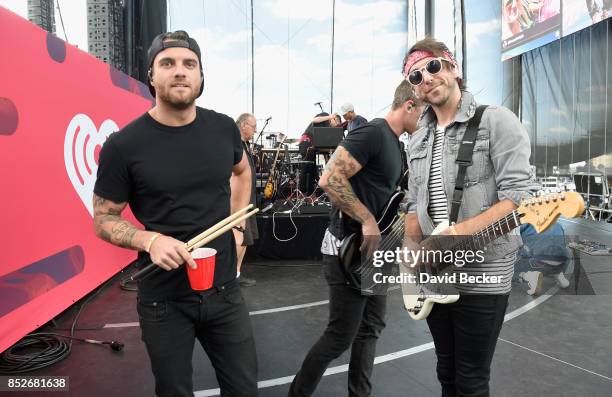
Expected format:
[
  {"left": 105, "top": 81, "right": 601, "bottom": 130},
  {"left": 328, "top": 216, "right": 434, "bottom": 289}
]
[{"left": 64, "top": 114, "right": 119, "bottom": 217}]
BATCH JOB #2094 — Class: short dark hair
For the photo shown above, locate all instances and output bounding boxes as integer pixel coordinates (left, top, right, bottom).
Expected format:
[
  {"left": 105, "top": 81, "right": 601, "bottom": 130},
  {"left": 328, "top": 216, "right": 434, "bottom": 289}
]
[
  {"left": 391, "top": 80, "right": 420, "bottom": 110},
  {"left": 404, "top": 37, "right": 464, "bottom": 89}
]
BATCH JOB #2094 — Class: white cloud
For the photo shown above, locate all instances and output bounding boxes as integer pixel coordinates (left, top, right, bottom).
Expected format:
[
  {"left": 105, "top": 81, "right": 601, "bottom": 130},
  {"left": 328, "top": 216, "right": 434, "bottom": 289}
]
[
  {"left": 0, "top": 0, "right": 88, "bottom": 51},
  {"left": 466, "top": 18, "right": 500, "bottom": 48},
  {"left": 178, "top": 0, "right": 409, "bottom": 137},
  {"left": 264, "top": 0, "right": 333, "bottom": 22},
  {"left": 0, "top": 0, "right": 26, "bottom": 17},
  {"left": 55, "top": 0, "right": 87, "bottom": 51},
  {"left": 265, "top": 0, "right": 404, "bottom": 25}
]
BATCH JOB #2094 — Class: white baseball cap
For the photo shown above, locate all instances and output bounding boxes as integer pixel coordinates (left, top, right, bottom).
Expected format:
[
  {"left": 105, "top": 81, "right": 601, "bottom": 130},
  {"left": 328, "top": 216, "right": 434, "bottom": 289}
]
[{"left": 340, "top": 102, "right": 354, "bottom": 115}]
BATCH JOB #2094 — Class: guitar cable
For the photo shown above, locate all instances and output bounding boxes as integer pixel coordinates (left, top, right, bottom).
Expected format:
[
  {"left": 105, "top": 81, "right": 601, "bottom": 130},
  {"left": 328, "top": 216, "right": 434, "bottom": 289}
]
[{"left": 272, "top": 196, "right": 304, "bottom": 242}]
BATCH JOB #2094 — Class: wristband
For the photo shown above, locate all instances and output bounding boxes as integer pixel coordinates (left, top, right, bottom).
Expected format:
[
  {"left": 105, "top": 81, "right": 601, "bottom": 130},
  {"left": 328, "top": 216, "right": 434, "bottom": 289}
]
[{"left": 145, "top": 233, "right": 162, "bottom": 253}]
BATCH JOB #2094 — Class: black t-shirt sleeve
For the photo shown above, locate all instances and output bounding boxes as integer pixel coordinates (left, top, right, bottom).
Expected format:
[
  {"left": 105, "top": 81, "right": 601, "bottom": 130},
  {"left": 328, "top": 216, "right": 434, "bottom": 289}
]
[
  {"left": 93, "top": 136, "right": 131, "bottom": 203},
  {"left": 231, "top": 121, "right": 243, "bottom": 165},
  {"left": 338, "top": 125, "right": 381, "bottom": 168}
]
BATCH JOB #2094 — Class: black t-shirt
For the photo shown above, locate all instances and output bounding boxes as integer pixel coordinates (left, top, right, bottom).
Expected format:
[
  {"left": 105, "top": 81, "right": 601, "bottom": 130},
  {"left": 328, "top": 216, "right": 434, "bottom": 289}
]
[
  {"left": 242, "top": 140, "right": 257, "bottom": 206},
  {"left": 94, "top": 107, "right": 243, "bottom": 300},
  {"left": 334, "top": 118, "right": 403, "bottom": 231}
]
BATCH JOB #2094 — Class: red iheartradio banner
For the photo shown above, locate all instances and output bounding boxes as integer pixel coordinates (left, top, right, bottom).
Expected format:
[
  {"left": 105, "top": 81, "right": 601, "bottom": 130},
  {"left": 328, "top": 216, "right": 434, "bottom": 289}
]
[{"left": 0, "top": 7, "right": 154, "bottom": 352}]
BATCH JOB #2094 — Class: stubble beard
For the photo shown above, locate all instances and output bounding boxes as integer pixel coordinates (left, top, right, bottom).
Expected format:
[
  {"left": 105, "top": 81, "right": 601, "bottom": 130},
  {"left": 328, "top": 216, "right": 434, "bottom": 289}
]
[
  {"left": 426, "top": 79, "right": 456, "bottom": 108},
  {"left": 158, "top": 87, "right": 197, "bottom": 110}
]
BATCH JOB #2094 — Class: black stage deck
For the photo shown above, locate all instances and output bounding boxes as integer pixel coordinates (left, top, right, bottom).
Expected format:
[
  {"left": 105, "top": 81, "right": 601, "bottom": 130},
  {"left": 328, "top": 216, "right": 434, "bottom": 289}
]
[{"left": 5, "top": 218, "right": 612, "bottom": 397}]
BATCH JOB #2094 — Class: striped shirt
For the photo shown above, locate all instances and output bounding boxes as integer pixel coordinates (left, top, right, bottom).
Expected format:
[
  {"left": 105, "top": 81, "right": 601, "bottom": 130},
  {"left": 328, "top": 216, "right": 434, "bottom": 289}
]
[
  {"left": 427, "top": 126, "right": 514, "bottom": 294},
  {"left": 428, "top": 126, "right": 448, "bottom": 225}
]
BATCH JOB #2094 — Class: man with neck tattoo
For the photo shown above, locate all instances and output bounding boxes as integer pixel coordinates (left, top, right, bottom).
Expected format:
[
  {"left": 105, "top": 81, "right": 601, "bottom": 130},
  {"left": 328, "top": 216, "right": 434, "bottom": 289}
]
[
  {"left": 402, "top": 37, "right": 533, "bottom": 397},
  {"left": 289, "top": 81, "right": 424, "bottom": 397},
  {"left": 93, "top": 31, "right": 257, "bottom": 396}
]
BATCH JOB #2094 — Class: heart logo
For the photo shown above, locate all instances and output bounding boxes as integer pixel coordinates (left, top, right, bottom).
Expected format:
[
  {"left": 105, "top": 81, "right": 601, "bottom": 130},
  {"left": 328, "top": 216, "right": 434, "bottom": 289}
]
[{"left": 64, "top": 114, "right": 119, "bottom": 217}]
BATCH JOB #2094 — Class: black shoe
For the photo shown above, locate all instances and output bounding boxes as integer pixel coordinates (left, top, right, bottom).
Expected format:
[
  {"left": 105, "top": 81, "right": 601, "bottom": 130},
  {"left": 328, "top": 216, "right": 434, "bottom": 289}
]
[{"left": 239, "top": 276, "right": 257, "bottom": 287}]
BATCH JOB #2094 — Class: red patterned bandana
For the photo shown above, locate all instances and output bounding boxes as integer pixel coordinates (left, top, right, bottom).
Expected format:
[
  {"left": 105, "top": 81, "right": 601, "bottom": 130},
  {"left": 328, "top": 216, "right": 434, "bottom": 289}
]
[{"left": 403, "top": 50, "right": 458, "bottom": 78}]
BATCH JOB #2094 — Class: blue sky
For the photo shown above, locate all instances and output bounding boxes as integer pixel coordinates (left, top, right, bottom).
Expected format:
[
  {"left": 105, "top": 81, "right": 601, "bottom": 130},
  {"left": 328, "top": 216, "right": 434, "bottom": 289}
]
[
  {"left": 168, "top": 0, "right": 408, "bottom": 137},
  {"left": 4, "top": 0, "right": 599, "bottom": 137}
]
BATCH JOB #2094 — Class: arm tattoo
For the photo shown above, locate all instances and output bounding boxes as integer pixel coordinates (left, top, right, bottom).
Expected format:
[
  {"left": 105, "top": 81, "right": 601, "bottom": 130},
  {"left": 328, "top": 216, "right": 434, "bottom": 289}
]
[
  {"left": 93, "top": 195, "right": 107, "bottom": 208},
  {"left": 111, "top": 221, "right": 139, "bottom": 248},
  {"left": 92, "top": 194, "right": 140, "bottom": 249},
  {"left": 325, "top": 151, "right": 371, "bottom": 224}
]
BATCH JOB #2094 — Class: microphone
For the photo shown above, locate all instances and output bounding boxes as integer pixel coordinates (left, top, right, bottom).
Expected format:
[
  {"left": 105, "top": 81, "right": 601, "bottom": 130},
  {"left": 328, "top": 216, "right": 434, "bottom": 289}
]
[
  {"left": 314, "top": 102, "right": 322, "bottom": 106},
  {"left": 265, "top": 116, "right": 272, "bottom": 122}
]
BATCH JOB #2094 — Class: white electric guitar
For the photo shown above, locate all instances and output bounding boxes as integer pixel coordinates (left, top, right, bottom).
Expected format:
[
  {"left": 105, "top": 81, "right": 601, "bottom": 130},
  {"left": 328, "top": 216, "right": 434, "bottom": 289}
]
[{"left": 401, "top": 192, "right": 585, "bottom": 320}]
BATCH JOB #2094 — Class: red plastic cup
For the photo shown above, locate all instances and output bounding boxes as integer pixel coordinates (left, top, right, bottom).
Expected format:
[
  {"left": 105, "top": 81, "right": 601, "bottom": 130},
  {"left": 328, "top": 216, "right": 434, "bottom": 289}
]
[{"left": 187, "top": 248, "right": 217, "bottom": 291}]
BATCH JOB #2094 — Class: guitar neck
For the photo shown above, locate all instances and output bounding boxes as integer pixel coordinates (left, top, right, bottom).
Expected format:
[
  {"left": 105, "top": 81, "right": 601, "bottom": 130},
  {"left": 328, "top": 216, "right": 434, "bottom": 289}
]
[
  {"left": 455, "top": 210, "right": 522, "bottom": 251},
  {"left": 269, "top": 140, "right": 286, "bottom": 176}
]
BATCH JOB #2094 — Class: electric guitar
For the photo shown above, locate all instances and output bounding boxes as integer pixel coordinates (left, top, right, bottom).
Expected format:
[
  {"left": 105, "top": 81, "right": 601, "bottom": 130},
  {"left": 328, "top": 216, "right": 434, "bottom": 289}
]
[
  {"left": 263, "top": 134, "right": 286, "bottom": 200},
  {"left": 338, "top": 190, "right": 406, "bottom": 292},
  {"left": 401, "top": 191, "right": 585, "bottom": 320}
]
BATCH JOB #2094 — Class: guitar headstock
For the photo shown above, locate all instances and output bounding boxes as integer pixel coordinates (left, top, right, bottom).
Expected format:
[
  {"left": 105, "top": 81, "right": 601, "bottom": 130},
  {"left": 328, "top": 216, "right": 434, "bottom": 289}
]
[{"left": 518, "top": 191, "right": 585, "bottom": 233}]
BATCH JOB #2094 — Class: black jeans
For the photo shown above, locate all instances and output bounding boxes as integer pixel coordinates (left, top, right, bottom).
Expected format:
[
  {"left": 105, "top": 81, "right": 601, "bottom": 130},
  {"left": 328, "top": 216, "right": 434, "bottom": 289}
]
[
  {"left": 137, "top": 279, "right": 258, "bottom": 397},
  {"left": 426, "top": 294, "right": 509, "bottom": 397},
  {"left": 299, "top": 163, "right": 318, "bottom": 195},
  {"left": 289, "top": 255, "right": 387, "bottom": 397}
]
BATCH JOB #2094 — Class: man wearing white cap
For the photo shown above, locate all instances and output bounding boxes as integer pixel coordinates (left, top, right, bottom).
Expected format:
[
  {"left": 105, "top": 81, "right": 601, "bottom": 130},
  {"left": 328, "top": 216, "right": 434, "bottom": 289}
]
[{"left": 340, "top": 102, "right": 368, "bottom": 132}]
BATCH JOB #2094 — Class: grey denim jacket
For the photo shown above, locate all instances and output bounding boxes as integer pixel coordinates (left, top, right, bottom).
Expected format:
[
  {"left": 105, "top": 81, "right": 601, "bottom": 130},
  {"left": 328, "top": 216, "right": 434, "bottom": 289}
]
[{"left": 405, "top": 91, "right": 534, "bottom": 260}]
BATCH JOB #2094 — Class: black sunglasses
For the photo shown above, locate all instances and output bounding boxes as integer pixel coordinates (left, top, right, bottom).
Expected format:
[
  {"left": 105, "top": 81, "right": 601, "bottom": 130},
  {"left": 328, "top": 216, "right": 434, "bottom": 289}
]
[{"left": 406, "top": 57, "right": 452, "bottom": 86}]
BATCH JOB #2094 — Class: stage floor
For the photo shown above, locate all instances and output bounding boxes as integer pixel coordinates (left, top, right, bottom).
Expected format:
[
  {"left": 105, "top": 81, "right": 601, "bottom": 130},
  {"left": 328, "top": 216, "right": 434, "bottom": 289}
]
[{"left": 10, "top": 218, "right": 612, "bottom": 397}]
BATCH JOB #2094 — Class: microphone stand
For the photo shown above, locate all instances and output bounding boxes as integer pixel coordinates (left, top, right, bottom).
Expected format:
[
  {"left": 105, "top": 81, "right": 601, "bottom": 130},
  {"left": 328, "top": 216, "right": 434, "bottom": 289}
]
[{"left": 253, "top": 118, "right": 271, "bottom": 150}]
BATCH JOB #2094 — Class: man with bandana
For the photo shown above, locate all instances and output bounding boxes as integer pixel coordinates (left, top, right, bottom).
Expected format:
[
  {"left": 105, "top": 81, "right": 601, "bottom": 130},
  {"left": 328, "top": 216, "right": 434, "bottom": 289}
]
[{"left": 402, "top": 37, "right": 533, "bottom": 397}]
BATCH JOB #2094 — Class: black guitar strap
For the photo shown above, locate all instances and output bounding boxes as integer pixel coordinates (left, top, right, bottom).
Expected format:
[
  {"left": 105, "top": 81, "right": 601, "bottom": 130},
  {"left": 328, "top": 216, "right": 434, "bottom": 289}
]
[
  {"left": 449, "top": 105, "right": 487, "bottom": 225},
  {"left": 397, "top": 141, "right": 409, "bottom": 191}
]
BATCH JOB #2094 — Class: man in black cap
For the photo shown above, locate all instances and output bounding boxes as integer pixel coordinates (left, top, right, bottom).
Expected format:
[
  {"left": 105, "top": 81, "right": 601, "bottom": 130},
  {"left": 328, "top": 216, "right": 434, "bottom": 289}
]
[{"left": 93, "top": 31, "right": 257, "bottom": 396}]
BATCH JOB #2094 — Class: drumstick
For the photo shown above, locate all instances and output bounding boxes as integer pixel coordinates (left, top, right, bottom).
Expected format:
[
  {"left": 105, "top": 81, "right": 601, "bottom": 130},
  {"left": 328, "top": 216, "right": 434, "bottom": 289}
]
[
  {"left": 130, "top": 207, "right": 259, "bottom": 281},
  {"left": 187, "top": 209, "right": 259, "bottom": 251},
  {"left": 186, "top": 204, "right": 253, "bottom": 247}
]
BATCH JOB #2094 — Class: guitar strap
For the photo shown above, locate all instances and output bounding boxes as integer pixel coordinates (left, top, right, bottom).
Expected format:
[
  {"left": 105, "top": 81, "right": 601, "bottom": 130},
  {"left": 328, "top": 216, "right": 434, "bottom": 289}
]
[
  {"left": 397, "top": 141, "right": 409, "bottom": 191},
  {"left": 449, "top": 105, "right": 487, "bottom": 225}
]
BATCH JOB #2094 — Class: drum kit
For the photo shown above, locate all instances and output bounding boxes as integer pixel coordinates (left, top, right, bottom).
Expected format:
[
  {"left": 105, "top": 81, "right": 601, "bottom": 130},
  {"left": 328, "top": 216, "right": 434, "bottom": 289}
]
[{"left": 253, "top": 133, "right": 327, "bottom": 205}]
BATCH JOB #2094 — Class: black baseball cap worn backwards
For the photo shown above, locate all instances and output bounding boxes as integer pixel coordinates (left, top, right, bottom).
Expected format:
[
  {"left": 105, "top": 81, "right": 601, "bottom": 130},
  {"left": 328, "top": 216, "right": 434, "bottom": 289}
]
[{"left": 147, "top": 30, "right": 204, "bottom": 97}]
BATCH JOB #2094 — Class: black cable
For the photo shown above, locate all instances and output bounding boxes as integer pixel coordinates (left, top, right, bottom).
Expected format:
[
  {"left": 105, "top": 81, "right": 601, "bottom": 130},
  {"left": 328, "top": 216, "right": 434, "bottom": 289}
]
[
  {"left": 0, "top": 334, "right": 71, "bottom": 374},
  {"left": 0, "top": 270, "right": 122, "bottom": 374}
]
